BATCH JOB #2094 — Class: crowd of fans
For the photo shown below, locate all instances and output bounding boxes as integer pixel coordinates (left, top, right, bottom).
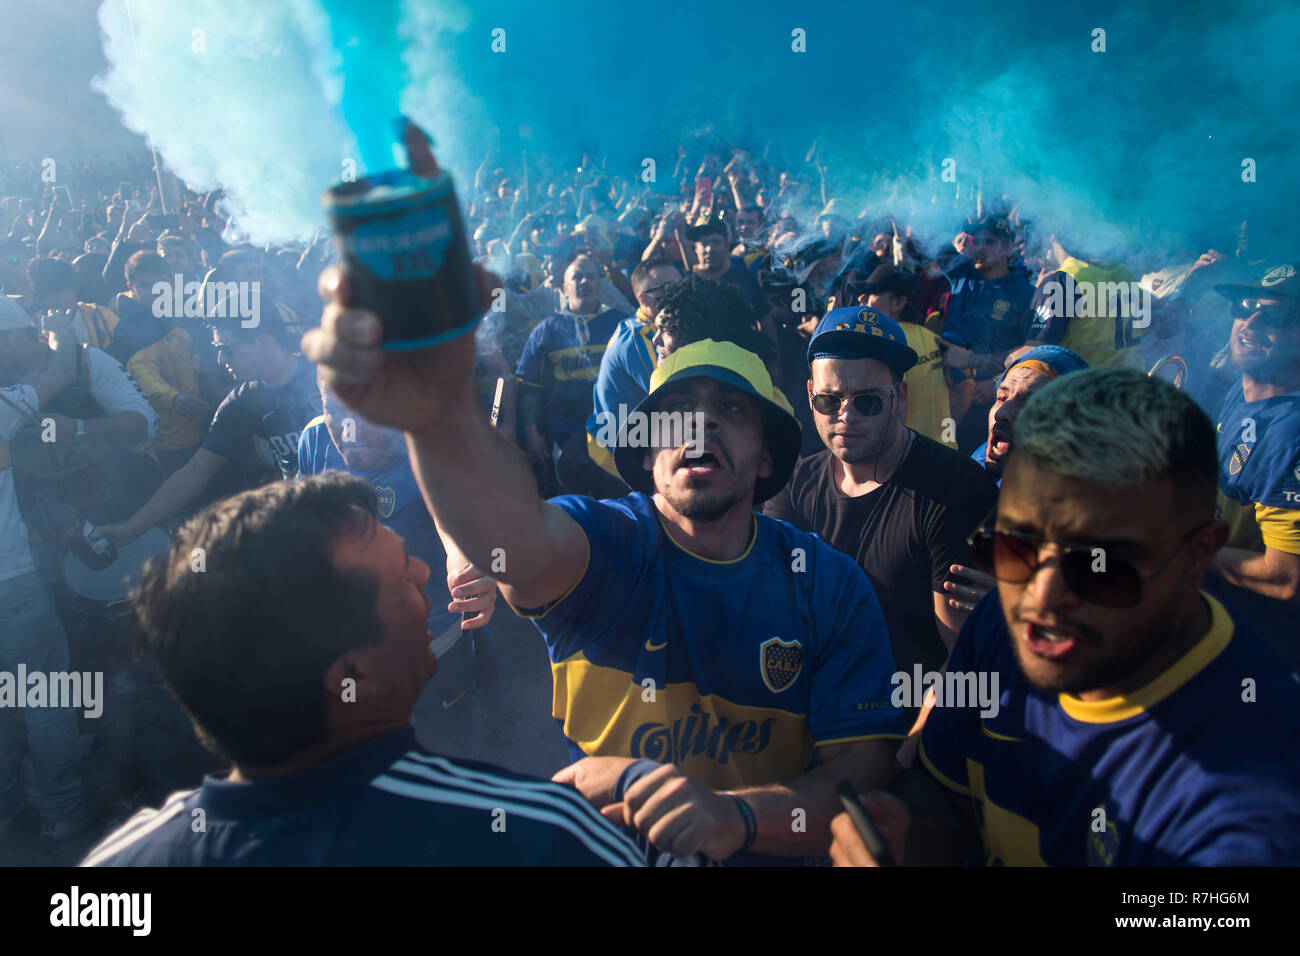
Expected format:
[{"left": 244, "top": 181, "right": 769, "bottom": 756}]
[{"left": 1, "top": 134, "right": 1297, "bottom": 866}]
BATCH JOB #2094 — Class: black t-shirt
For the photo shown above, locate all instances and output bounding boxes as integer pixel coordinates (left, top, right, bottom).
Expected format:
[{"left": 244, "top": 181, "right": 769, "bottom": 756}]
[
  {"left": 711, "top": 258, "right": 769, "bottom": 320},
  {"left": 763, "top": 434, "right": 998, "bottom": 678},
  {"left": 202, "top": 358, "right": 321, "bottom": 479}
]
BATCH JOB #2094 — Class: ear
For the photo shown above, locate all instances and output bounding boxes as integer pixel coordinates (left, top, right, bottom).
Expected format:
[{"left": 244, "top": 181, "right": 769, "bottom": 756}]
[
  {"left": 1186, "top": 520, "right": 1230, "bottom": 586},
  {"left": 806, "top": 377, "right": 815, "bottom": 407},
  {"left": 323, "top": 649, "right": 381, "bottom": 708}
]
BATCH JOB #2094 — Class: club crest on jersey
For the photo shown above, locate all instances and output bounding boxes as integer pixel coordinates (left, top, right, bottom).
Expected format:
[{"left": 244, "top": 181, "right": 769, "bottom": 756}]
[
  {"left": 1229, "top": 444, "right": 1251, "bottom": 476},
  {"left": 1087, "top": 815, "right": 1121, "bottom": 866},
  {"left": 993, "top": 299, "right": 1010, "bottom": 317},
  {"left": 375, "top": 485, "right": 397, "bottom": 519},
  {"left": 760, "top": 637, "right": 802, "bottom": 693}
]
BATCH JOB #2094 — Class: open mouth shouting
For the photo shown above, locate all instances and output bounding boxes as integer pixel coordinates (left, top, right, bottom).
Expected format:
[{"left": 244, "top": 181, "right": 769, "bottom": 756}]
[
  {"left": 678, "top": 443, "right": 727, "bottom": 478},
  {"left": 1019, "top": 615, "right": 1085, "bottom": 661},
  {"left": 986, "top": 427, "right": 1012, "bottom": 462}
]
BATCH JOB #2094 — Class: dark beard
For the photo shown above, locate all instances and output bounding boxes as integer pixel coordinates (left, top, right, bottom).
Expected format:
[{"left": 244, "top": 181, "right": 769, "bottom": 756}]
[
  {"left": 1013, "top": 609, "right": 1173, "bottom": 696},
  {"left": 1230, "top": 345, "right": 1300, "bottom": 383},
  {"left": 660, "top": 485, "right": 743, "bottom": 523}
]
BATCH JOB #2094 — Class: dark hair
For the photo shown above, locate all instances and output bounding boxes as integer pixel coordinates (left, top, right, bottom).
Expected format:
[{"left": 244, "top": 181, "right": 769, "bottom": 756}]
[
  {"left": 630, "top": 258, "right": 680, "bottom": 297},
  {"left": 125, "top": 250, "right": 168, "bottom": 285},
  {"left": 656, "top": 275, "right": 775, "bottom": 363},
  {"left": 28, "top": 256, "right": 76, "bottom": 298},
  {"left": 129, "top": 474, "right": 384, "bottom": 767}
]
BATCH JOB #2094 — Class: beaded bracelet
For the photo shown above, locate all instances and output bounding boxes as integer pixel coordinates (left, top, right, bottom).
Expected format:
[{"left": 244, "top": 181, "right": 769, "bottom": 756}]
[{"left": 728, "top": 794, "right": 758, "bottom": 853}]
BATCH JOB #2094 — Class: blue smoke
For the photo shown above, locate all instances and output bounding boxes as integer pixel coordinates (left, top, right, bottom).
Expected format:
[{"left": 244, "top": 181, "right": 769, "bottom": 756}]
[
  {"left": 94, "top": 0, "right": 1300, "bottom": 259},
  {"left": 321, "top": 0, "right": 407, "bottom": 175}
]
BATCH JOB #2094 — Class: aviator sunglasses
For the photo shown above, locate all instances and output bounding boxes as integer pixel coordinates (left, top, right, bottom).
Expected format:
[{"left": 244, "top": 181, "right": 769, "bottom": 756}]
[
  {"left": 1229, "top": 297, "right": 1299, "bottom": 327},
  {"left": 967, "top": 521, "right": 1211, "bottom": 609}
]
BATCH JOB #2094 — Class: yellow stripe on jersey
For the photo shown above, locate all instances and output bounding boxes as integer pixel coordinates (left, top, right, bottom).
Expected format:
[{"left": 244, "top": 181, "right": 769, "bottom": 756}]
[
  {"left": 656, "top": 512, "right": 757, "bottom": 564},
  {"left": 1256, "top": 504, "right": 1300, "bottom": 555},
  {"left": 546, "top": 344, "right": 608, "bottom": 382},
  {"left": 551, "top": 652, "right": 815, "bottom": 790},
  {"left": 1217, "top": 491, "right": 1264, "bottom": 552},
  {"left": 1057, "top": 593, "right": 1233, "bottom": 724},
  {"left": 967, "top": 760, "right": 1047, "bottom": 866},
  {"left": 586, "top": 430, "right": 620, "bottom": 478},
  {"left": 918, "top": 739, "right": 971, "bottom": 796}
]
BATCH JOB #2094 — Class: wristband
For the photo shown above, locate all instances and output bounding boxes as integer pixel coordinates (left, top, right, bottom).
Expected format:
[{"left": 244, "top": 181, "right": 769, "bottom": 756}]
[{"left": 727, "top": 794, "right": 758, "bottom": 853}]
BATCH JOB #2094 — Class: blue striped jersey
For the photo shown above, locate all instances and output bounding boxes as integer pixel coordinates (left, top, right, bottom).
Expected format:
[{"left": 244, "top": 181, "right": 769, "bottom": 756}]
[{"left": 80, "top": 727, "right": 645, "bottom": 866}]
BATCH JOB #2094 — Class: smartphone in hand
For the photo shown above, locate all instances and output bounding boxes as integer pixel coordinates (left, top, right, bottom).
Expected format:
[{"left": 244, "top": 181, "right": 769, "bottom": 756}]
[{"left": 835, "top": 780, "right": 896, "bottom": 866}]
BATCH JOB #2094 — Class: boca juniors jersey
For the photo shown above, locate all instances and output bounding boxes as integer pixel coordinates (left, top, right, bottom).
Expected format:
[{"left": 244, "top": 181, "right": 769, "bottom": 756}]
[
  {"left": 516, "top": 308, "right": 628, "bottom": 445},
  {"left": 515, "top": 492, "right": 906, "bottom": 791},
  {"left": 919, "top": 592, "right": 1300, "bottom": 865},
  {"left": 1215, "top": 382, "right": 1300, "bottom": 556}
]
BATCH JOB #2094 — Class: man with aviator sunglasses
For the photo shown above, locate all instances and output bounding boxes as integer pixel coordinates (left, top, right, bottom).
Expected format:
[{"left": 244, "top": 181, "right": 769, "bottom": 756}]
[
  {"left": 1206, "top": 263, "right": 1300, "bottom": 609},
  {"left": 830, "top": 368, "right": 1300, "bottom": 866}
]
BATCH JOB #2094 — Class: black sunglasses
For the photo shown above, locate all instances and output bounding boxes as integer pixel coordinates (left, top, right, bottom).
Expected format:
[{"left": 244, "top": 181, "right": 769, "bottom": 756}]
[
  {"left": 1230, "top": 297, "right": 1299, "bottom": 326},
  {"left": 967, "top": 522, "right": 1211, "bottom": 609},
  {"left": 811, "top": 391, "right": 891, "bottom": 417}
]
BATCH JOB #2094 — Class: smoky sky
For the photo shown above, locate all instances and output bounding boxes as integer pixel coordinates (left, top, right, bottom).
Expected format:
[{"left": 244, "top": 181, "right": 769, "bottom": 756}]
[{"left": 87, "top": 0, "right": 1299, "bottom": 259}]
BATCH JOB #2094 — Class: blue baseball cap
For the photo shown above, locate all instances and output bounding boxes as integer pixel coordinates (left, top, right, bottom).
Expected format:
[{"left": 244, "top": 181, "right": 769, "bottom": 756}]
[
  {"left": 997, "top": 344, "right": 1088, "bottom": 385},
  {"left": 807, "top": 305, "right": 918, "bottom": 374}
]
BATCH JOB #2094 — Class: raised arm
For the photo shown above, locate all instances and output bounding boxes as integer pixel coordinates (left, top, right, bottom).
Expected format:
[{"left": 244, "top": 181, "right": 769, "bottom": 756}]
[{"left": 308, "top": 290, "right": 588, "bottom": 609}]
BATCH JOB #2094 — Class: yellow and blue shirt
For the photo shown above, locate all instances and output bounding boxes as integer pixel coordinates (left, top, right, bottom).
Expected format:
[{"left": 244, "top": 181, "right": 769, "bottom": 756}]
[
  {"left": 1215, "top": 382, "right": 1300, "bottom": 556},
  {"left": 1029, "top": 258, "right": 1145, "bottom": 370},
  {"left": 516, "top": 308, "right": 628, "bottom": 445},
  {"left": 920, "top": 592, "right": 1300, "bottom": 865},
  {"left": 585, "top": 308, "right": 658, "bottom": 478},
  {"left": 516, "top": 492, "right": 906, "bottom": 791}
]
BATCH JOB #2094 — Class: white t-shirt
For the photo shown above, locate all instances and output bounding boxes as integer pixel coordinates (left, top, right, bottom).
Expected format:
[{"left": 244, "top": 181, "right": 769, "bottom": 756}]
[
  {"left": 82, "top": 347, "right": 160, "bottom": 446},
  {"left": 0, "top": 349, "right": 159, "bottom": 583}
]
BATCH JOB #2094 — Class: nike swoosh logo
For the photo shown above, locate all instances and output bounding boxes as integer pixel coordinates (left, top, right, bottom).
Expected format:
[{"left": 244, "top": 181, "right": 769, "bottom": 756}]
[
  {"left": 644, "top": 638, "right": 667, "bottom": 652},
  {"left": 441, "top": 688, "right": 471, "bottom": 709}
]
